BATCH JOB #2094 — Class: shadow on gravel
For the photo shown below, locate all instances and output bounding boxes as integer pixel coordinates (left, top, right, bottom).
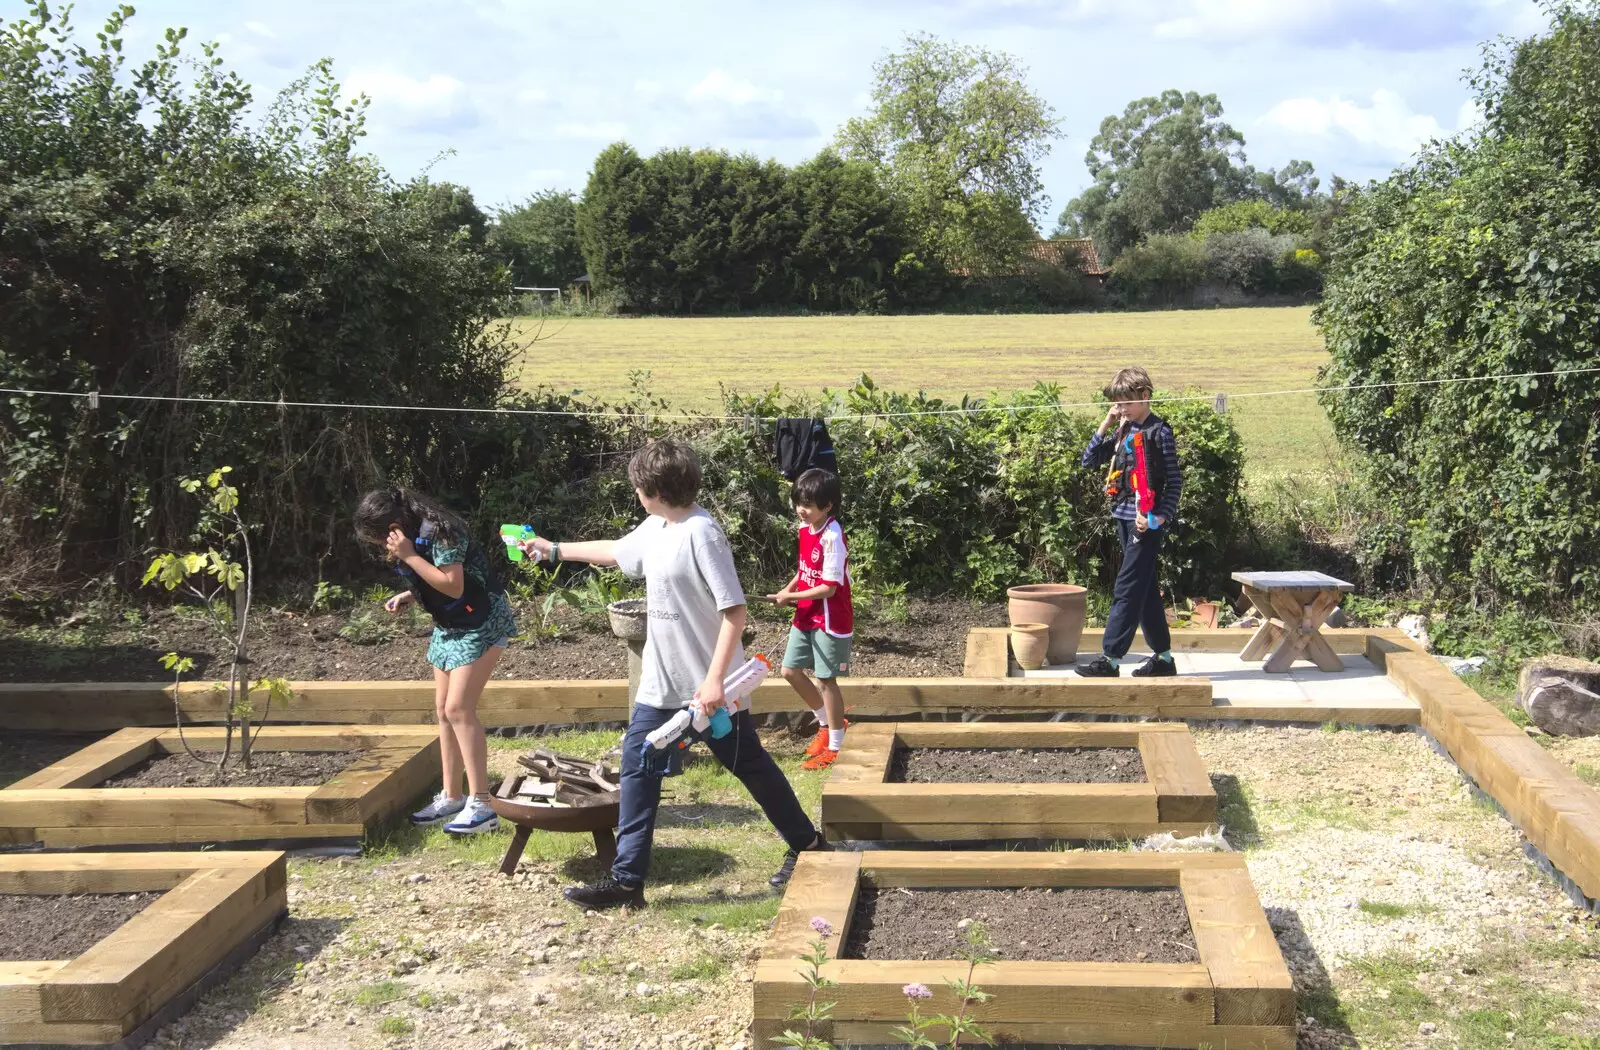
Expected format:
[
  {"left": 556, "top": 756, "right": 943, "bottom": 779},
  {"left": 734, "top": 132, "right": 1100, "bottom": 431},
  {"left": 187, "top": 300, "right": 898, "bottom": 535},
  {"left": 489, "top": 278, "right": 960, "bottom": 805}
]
[
  {"left": 1211, "top": 772, "right": 1263, "bottom": 848},
  {"left": 560, "top": 844, "right": 737, "bottom": 885},
  {"left": 657, "top": 802, "right": 761, "bottom": 828},
  {"left": 1269, "top": 906, "right": 1360, "bottom": 1049},
  {"left": 146, "top": 914, "right": 351, "bottom": 1048}
]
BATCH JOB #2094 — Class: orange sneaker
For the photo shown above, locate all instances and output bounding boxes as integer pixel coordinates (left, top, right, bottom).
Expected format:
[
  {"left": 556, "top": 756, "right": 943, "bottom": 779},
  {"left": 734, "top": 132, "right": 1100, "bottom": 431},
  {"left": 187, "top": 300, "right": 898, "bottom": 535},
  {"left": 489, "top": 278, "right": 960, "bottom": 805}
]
[
  {"left": 803, "top": 748, "right": 840, "bottom": 771},
  {"left": 805, "top": 720, "right": 848, "bottom": 757}
]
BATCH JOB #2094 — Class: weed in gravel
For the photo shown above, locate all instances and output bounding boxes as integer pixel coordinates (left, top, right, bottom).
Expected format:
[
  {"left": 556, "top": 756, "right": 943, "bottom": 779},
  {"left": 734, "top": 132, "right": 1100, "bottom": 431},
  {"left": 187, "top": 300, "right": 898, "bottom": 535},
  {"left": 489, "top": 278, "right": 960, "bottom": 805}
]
[
  {"left": 668, "top": 954, "right": 731, "bottom": 980},
  {"left": 1575, "top": 762, "right": 1600, "bottom": 788},
  {"left": 352, "top": 980, "right": 407, "bottom": 1007},
  {"left": 1279, "top": 793, "right": 1373, "bottom": 832},
  {"left": 1452, "top": 982, "right": 1586, "bottom": 1049},
  {"left": 378, "top": 1015, "right": 415, "bottom": 1036}
]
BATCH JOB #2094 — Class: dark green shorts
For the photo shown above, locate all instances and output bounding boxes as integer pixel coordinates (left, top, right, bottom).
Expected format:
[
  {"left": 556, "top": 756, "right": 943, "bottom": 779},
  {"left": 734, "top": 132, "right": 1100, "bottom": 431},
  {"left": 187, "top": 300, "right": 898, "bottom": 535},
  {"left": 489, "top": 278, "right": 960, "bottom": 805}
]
[{"left": 782, "top": 626, "right": 853, "bottom": 679}]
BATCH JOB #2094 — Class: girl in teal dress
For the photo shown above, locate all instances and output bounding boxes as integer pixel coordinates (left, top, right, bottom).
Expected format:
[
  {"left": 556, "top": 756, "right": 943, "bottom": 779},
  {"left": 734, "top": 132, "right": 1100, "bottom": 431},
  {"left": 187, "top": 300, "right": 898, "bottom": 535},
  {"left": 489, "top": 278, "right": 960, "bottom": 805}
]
[{"left": 355, "top": 489, "right": 516, "bottom": 835}]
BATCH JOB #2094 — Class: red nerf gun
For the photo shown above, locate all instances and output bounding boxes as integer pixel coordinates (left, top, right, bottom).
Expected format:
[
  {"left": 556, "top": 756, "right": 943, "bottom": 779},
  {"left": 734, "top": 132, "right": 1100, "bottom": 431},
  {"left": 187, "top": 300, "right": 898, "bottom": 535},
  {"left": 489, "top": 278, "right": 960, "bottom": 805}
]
[{"left": 1128, "top": 430, "right": 1160, "bottom": 531}]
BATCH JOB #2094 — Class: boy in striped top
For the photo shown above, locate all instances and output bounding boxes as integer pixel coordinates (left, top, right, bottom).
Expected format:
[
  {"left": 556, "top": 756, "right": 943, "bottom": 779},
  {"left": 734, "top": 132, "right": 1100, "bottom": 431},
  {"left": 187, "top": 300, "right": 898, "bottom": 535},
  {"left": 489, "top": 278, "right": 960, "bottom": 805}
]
[
  {"left": 1077, "top": 366, "right": 1185, "bottom": 678},
  {"left": 769, "top": 469, "right": 853, "bottom": 770}
]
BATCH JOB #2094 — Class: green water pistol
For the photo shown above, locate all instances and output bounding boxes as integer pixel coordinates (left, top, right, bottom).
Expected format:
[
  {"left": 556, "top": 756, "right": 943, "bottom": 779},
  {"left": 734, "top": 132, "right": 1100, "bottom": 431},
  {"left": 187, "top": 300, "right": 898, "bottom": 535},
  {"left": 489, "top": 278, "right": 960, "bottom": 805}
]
[{"left": 500, "top": 523, "right": 540, "bottom": 563}]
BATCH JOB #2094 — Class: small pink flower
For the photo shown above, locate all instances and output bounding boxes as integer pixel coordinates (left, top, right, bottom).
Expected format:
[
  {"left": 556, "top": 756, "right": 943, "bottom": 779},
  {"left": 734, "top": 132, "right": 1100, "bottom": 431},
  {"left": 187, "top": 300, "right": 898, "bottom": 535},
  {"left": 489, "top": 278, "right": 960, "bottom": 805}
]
[
  {"left": 902, "top": 982, "right": 933, "bottom": 1001},
  {"left": 809, "top": 917, "right": 834, "bottom": 937}
]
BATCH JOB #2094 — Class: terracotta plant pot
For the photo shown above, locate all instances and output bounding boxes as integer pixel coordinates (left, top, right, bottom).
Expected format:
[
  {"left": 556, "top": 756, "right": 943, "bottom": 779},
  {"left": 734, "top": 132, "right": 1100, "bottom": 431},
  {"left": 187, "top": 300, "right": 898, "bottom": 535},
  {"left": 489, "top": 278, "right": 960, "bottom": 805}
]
[
  {"left": 1006, "top": 584, "right": 1089, "bottom": 667},
  {"left": 1009, "top": 623, "right": 1050, "bottom": 670}
]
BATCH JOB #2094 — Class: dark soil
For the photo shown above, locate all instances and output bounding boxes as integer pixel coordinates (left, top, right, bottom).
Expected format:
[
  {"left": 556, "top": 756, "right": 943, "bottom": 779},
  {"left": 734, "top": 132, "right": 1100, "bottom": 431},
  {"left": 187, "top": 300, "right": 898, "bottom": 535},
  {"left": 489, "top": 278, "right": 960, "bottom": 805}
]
[
  {"left": 0, "top": 597, "right": 1005, "bottom": 682},
  {"left": 842, "top": 886, "right": 1196, "bottom": 964},
  {"left": 889, "top": 746, "right": 1147, "bottom": 784},
  {"left": 0, "top": 891, "right": 164, "bottom": 960},
  {"left": 0, "top": 731, "right": 107, "bottom": 787},
  {"left": 101, "top": 749, "right": 361, "bottom": 787}
]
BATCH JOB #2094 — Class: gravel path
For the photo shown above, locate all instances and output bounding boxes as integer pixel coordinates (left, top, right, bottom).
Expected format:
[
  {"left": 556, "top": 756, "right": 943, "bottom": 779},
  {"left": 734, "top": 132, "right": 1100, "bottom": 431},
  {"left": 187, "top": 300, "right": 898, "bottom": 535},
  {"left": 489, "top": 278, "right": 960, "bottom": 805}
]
[{"left": 129, "top": 724, "right": 1599, "bottom": 1050}]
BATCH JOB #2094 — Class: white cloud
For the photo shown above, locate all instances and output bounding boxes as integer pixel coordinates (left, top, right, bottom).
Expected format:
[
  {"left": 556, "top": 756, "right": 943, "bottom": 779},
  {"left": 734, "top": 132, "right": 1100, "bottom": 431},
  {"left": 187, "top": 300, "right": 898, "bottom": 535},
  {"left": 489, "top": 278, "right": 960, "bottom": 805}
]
[
  {"left": 687, "top": 70, "right": 782, "bottom": 106},
  {"left": 1263, "top": 89, "right": 1474, "bottom": 159},
  {"left": 554, "top": 121, "right": 629, "bottom": 140},
  {"left": 244, "top": 21, "right": 277, "bottom": 39},
  {"left": 344, "top": 70, "right": 479, "bottom": 132}
]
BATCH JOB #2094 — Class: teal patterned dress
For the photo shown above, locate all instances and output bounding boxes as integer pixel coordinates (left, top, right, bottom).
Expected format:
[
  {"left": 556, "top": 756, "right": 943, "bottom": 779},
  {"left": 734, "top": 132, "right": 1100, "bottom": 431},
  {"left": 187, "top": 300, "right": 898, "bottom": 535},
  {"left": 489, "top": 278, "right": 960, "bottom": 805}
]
[{"left": 424, "top": 538, "right": 518, "bottom": 671}]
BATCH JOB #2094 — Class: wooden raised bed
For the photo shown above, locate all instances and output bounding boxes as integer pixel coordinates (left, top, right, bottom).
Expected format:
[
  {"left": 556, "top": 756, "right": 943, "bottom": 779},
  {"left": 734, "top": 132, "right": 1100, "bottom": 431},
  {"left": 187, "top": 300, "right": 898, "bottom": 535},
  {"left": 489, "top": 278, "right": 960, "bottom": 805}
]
[
  {"left": 822, "top": 722, "right": 1216, "bottom": 842},
  {"left": 0, "top": 851, "right": 286, "bottom": 1047},
  {"left": 1, "top": 726, "right": 439, "bottom": 849},
  {"left": 754, "top": 851, "right": 1293, "bottom": 1050}
]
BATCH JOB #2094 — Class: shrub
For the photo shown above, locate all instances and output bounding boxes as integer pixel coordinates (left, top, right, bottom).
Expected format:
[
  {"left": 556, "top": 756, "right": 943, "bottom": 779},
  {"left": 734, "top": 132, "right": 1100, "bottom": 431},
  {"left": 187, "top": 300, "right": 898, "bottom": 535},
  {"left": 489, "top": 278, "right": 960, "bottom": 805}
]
[
  {"left": 1202, "top": 230, "right": 1298, "bottom": 293},
  {"left": 1108, "top": 234, "right": 1212, "bottom": 306},
  {"left": 1316, "top": 1, "right": 1600, "bottom": 609}
]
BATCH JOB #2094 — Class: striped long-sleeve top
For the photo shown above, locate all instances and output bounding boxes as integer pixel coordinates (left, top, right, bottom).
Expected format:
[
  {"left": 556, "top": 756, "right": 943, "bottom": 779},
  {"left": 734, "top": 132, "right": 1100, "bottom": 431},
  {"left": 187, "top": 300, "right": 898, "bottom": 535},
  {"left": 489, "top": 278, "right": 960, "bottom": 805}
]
[{"left": 1080, "top": 413, "right": 1184, "bottom": 524}]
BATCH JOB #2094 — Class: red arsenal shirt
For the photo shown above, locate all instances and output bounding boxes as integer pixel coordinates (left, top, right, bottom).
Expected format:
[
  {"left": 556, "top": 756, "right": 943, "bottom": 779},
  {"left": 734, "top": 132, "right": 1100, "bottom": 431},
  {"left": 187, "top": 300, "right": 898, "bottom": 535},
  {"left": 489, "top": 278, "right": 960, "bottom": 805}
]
[{"left": 793, "top": 518, "right": 853, "bottom": 637}]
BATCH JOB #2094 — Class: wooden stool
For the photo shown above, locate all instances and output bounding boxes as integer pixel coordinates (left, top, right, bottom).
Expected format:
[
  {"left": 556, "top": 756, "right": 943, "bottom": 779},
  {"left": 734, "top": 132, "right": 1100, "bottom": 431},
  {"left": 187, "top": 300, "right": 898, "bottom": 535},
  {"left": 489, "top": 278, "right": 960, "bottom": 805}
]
[{"left": 1231, "top": 571, "right": 1355, "bottom": 673}]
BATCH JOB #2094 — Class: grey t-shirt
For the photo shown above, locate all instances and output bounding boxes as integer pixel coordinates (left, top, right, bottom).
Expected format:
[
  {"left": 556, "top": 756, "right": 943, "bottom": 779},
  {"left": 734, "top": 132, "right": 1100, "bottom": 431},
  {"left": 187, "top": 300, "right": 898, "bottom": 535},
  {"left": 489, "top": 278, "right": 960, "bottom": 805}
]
[{"left": 614, "top": 507, "right": 747, "bottom": 709}]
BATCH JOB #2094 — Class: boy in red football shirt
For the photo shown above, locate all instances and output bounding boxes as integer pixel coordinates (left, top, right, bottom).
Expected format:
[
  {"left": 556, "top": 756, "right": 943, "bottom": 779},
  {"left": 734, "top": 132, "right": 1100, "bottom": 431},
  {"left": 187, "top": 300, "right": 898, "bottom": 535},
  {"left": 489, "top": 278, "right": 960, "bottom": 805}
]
[{"left": 768, "top": 469, "right": 852, "bottom": 770}]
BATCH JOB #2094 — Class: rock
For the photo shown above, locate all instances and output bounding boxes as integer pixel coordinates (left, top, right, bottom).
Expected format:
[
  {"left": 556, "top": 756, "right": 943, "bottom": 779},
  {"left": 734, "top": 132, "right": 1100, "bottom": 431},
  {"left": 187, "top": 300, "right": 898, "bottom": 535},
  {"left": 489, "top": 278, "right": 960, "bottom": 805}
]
[
  {"left": 1420, "top": 1022, "right": 1438, "bottom": 1035},
  {"left": 635, "top": 982, "right": 652, "bottom": 997},
  {"left": 1439, "top": 655, "right": 1487, "bottom": 676},
  {"left": 1397, "top": 614, "right": 1432, "bottom": 651},
  {"left": 1518, "top": 655, "right": 1600, "bottom": 737},
  {"left": 405, "top": 873, "right": 429, "bottom": 885},
  {"left": 1324, "top": 606, "right": 1349, "bottom": 628}
]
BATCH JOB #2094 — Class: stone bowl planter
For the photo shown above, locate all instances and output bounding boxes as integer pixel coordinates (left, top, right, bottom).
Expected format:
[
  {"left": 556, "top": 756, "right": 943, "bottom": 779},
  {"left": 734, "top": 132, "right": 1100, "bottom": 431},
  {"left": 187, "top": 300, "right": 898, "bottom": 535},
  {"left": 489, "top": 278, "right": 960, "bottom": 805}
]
[
  {"left": 1006, "top": 584, "right": 1088, "bottom": 667},
  {"left": 1008, "top": 623, "right": 1050, "bottom": 671}
]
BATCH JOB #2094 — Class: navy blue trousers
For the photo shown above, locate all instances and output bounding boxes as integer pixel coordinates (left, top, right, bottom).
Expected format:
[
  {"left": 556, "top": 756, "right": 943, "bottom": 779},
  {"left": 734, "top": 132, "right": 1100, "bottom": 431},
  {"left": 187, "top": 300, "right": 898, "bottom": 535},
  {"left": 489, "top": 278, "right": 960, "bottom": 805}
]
[
  {"left": 613, "top": 704, "right": 817, "bottom": 887},
  {"left": 1102, "top": 518, "right": 1172, "bottom": 659}
]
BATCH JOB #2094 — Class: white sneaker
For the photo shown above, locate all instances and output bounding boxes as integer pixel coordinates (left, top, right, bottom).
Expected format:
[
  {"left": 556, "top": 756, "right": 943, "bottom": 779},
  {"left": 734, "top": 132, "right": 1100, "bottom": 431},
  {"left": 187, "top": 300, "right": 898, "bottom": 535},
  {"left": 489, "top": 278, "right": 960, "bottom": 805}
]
[
  {"left": 443, "top": 796, "right": 499, "bottom": 836},
  {"left": 410, "top": 792, "right": 466, "bottom": 826}
]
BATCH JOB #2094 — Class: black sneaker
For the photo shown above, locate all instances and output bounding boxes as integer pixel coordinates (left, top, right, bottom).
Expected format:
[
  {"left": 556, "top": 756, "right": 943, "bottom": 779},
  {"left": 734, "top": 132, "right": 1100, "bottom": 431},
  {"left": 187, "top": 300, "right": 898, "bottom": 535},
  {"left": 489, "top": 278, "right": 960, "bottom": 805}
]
[
  {"left": 770, "top": 836, "right": 829, "bottom": 890},
  {"left": 1131, "top": 655, "right": 1178, "bottom": 678},
  {"left": 563, "top": 874, "right": 645, "bottom": 910},
  {"left": 1076, "top": 655, "right": 1121, "bottom": 678}
]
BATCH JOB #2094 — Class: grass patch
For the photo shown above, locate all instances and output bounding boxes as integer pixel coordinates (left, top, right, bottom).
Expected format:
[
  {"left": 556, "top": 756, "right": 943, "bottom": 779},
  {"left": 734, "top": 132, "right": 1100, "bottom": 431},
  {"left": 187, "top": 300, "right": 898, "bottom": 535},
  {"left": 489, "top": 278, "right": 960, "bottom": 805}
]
[
  {"left": 1576, "top": 763, "right": 1600, "bottom": 788},
  {"left": 1452, "top": 983, "right": 1588, "bottom": 1049},
  {"left": 352, "top": 980, "right": 408, "bottom": 1008},
  {"left": 1357, "top": 899, "right": 1428, "bottom": 920},
  {"left": 654, "top": 895, "right": 780, "bottom": 931},
  {"left": 378, "top": 1016, "right": 415, "bottom": 1036}
]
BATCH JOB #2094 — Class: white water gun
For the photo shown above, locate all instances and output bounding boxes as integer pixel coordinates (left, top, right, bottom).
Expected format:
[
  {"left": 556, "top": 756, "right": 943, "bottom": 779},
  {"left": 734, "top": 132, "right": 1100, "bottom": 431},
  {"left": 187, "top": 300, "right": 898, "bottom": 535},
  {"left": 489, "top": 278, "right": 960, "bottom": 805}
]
[{"left": 645, "top": 654, "right": 771, "bottom": 751}]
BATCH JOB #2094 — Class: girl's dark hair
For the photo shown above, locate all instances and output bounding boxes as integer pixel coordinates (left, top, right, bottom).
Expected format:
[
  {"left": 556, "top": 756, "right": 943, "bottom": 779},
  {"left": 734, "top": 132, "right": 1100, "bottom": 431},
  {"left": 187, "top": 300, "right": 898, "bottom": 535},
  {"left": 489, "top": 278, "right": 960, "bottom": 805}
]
[
  {"left": 353, "top": 488, "right": 468, "bottom": 550},
  {"left": 791, "top": 469, "right": 842, "bottom": 515}
]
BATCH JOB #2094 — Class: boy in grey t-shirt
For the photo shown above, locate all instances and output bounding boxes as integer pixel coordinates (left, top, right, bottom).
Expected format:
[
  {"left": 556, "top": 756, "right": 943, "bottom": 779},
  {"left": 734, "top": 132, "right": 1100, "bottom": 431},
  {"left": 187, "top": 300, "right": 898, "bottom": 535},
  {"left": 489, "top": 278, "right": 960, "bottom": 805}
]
[{"left": 525, "top": 439, "right": 824, "bottom": 910}]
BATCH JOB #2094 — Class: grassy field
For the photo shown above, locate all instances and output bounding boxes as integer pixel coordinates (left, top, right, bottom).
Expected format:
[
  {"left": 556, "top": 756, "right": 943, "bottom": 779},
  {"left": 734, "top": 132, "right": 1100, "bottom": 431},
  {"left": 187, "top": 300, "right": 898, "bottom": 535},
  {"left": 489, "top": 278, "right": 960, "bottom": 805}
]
[{"left": 509, "top": 306, "right": 1338, "bottom": 484}]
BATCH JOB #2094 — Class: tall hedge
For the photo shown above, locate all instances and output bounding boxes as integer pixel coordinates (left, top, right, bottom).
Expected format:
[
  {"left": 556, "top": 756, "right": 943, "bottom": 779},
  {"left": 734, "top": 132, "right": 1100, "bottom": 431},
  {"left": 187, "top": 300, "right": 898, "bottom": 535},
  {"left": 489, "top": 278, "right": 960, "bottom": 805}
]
[
  {"left": 1316, "top": 1, "right": 1600, "bottom": 607},
  {"left": 456, "top": 380, "right": 1246, "bottom": 602},
  {"left": 0, "top": 6, "right": 511, "bottom": 592},
  {"left": 575, "top": 143, "right": 916, "bottom": 313}
]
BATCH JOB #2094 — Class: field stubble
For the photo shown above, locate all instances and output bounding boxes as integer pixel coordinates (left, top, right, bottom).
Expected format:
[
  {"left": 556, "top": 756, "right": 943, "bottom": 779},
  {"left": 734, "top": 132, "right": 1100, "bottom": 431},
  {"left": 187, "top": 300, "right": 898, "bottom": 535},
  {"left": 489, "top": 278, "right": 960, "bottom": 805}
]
[{"left": 510, "top": 307, "right": 1337, "bottom": 485}]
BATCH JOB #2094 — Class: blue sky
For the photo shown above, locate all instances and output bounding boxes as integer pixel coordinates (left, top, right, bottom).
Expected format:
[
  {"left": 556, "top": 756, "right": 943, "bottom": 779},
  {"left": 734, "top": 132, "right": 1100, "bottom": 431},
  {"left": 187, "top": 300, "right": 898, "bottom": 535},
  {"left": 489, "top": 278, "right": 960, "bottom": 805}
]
[{"left": 36, "top": 0, "right": 1550, "bottom": 224}]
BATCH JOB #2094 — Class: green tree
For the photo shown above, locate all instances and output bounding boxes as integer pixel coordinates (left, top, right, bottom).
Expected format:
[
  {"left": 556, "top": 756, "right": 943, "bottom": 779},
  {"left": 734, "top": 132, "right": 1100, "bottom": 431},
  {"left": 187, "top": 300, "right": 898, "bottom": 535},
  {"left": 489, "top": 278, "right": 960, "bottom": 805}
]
[
  {"left": 492, "top": 189, "right": 585, "bottom": 287},
  {"left": 1061, "top": 90, "right": 1320, "bottom": 261},
  {"left": 1316, "top": 0, "right": 1600, "bottom": 606},
  {"left": 837, "top": 33, "right": 1060, "bottom": 275}
]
